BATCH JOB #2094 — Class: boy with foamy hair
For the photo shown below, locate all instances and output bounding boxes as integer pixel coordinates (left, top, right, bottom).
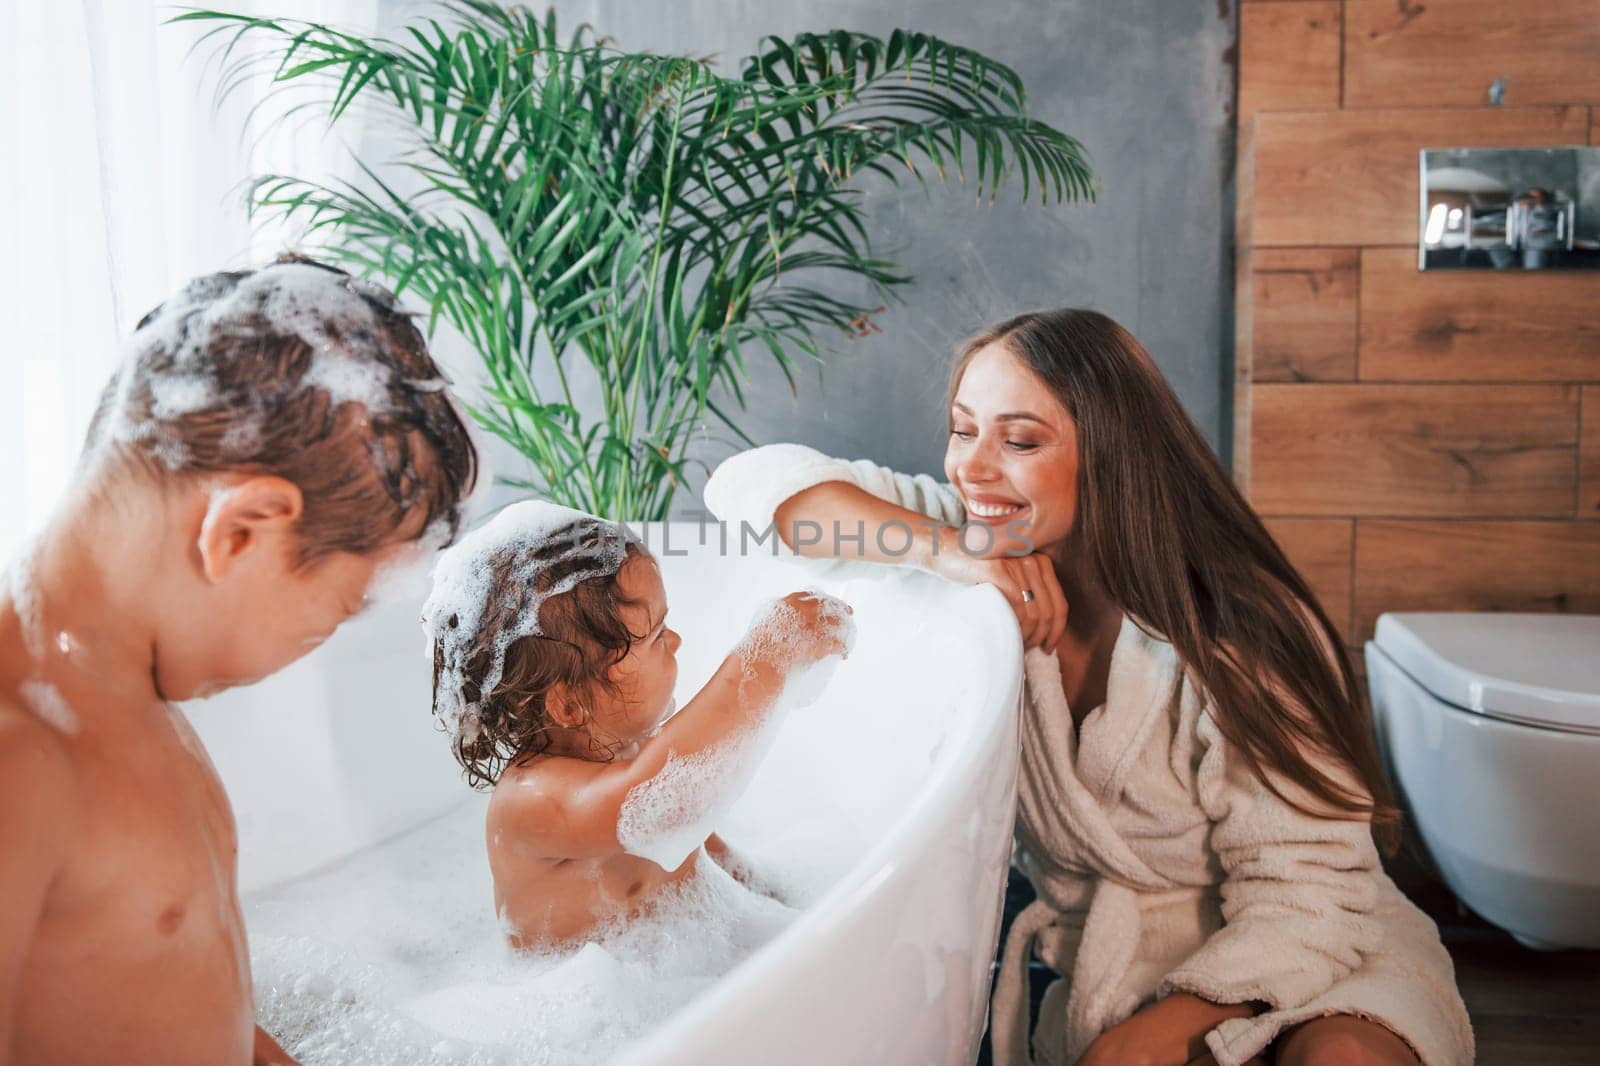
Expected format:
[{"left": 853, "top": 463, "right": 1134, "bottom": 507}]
[{"left": 0, "top": 255, "right": 477, "bottom": 1065}]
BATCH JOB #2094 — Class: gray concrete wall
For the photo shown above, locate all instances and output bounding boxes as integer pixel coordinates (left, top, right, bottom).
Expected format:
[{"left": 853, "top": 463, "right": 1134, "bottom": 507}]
[{"left": 383, "top": 0, "right": 1238, "bottom": 515}]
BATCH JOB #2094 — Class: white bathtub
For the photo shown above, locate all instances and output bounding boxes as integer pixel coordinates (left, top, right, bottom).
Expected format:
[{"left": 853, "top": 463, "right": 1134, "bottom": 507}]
[{"left": 187, "top": 521, "right": 1023, "bottom": 1065}]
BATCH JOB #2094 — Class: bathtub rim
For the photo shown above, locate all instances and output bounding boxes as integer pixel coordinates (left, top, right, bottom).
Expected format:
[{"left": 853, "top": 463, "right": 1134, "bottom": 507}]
[{"left": 614, "top": 576, "right": 1024, "bottom": 1063}]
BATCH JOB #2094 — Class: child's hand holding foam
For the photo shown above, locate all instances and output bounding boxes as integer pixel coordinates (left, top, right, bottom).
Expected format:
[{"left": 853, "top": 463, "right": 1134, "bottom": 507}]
[
  {"left": 731, "top": 590, "right": 855, "bottom": 712},
  {"left": 748, "top": 590, "right": 856, "bottom": 667}
]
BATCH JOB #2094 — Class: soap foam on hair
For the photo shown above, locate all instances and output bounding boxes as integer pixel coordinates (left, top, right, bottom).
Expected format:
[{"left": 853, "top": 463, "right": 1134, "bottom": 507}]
[
  {"left": 100, "top": 261, "right": 423, "bottom": 469},
  {"left": 421, "top": 501, "right": 640, "bottom": 740}
]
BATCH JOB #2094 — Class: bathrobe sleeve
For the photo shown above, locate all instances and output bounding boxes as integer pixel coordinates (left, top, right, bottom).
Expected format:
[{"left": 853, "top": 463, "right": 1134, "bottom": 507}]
[
  {"left": 701, "top": 442, "right": 966, "bottom": 528},
  {"left": 1156, "top": 708, "right": 1384, "bottom": 1011}
]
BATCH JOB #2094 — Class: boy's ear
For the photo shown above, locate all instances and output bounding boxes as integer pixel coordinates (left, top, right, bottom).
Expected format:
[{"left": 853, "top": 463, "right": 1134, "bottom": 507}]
[
  {"left": 543, "top": 682, "right": 587, "bottom": 730},
  {"left": 197, "top": 476, "right": 305, "bottom": 583}
]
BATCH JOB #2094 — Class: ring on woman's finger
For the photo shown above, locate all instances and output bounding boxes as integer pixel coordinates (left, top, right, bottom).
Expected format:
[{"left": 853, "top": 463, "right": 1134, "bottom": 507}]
[{"left": 1021, "top": 588, "right": 1035, "bottom": 604}]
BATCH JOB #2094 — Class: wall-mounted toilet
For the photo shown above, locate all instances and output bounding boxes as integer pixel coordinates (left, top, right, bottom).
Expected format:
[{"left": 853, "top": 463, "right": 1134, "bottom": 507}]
[{"left": 1366, "top": 612, "right": 1600, "bottom": 950}]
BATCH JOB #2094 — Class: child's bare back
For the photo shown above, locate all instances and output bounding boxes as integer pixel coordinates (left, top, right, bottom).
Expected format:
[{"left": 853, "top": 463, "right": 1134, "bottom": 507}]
[
  {"left": 486, "top": 754, "right": 708, "bottom": 946},
  {"left": 424, "top": 505, "right": 851, "bottom": 950}
]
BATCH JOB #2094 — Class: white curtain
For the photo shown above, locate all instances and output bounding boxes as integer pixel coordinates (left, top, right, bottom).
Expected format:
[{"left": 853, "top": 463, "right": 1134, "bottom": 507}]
[{"left": 0, "top": 0, "right": 381, "bottom": 561}]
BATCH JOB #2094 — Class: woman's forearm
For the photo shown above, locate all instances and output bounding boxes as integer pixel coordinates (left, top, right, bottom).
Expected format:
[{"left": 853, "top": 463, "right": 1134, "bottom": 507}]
[{"left": 771, "top": 480, "right": 959, "bottom": 569}]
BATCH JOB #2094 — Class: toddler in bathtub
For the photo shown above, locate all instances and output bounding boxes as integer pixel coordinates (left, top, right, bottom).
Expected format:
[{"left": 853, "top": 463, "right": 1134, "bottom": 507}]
[{"left": 423, "top": 501, "right": 853, "bottom": 948}]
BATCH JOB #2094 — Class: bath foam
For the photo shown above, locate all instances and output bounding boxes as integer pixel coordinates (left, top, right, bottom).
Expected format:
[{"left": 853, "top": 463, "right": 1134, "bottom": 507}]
[
  {"left": 233, "top": 564, "right": 1000, "bottom": 1062},
  {"left": 732, "top": 589, "right": 857, "bottom": 695},
  {"left": 219, "top": 412, "right": 264, "bottom": 455},
  {"left": 618, "top": 733, "right": 767, "bottom": 872},
  {"left": 3, "top": 542, "right": 46, "bottom": 660},
  {"left": 421, "top": 501, "right": 640, "bottom": 739},
  {"left": 616, "top": 592, "right": 855, "bottom": 872},
  {"left": 99, "top": 261, "right": 420, "bottom": 469},
  {"left": 18, "top": 680, "right": 78, "bottom": 735},
  {"left": 248, "top": 798, "right": 794, "bottom": 1066},
  {"left": 148, "top": 372, "right": 217, "bottom": 421},
  {"left": 299, "top": 350, "right": 393, "bottom": 414},
  {"left": 363, "top": 520, "right": 456, "bottom": 612}
]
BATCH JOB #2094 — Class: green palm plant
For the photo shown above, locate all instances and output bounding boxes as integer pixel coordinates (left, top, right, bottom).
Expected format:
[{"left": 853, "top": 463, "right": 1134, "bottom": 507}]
[{"left": 178, "top": 2, "right": 1095, "bottom": 519}]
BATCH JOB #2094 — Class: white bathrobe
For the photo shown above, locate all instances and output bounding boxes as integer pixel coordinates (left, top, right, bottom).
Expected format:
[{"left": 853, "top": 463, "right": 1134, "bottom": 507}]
[{"left": 702, "top": 444, "right": 1474, "bottom": 1066}]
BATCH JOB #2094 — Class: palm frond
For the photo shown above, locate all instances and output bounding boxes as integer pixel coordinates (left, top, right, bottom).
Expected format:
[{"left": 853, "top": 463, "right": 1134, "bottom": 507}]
[{"left": 175, "top": 5, "right": 1095, "bottom": 518}]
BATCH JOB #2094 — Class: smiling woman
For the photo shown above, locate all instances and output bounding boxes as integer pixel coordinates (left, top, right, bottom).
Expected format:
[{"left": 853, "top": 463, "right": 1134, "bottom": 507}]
[
  {"left": 702, "top": 308, "right": 1473, "bottom": 1066},
  {"left": 945, "top": 345, "right": 1081, "bottom": 564}
]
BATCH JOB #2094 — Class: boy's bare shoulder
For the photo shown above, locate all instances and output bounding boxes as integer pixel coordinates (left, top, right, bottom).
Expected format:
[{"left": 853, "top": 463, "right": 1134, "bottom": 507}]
[
  {"left": 0, "top": 695, "right": 80, "bottom": 839},
  {"left": 0, "top": 695, "right": 76, "bottom": 765}
]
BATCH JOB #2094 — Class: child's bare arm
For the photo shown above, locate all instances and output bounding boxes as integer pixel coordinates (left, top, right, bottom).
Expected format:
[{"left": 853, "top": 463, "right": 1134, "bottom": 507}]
[
  {"left": 704, "top": 833, "right": 732, "bottom": 863},
  {"left": 703, "top": 833, "right": 780, "bottom": 899},
  {"left": 494, "top": 652, "right": 786, "bottom": 860},
  {"left": 0, "top": 707, "right": 77, "bottom": 1065},
  {"left": 500, "top": 592, "right": 850, "bottom": 861}
]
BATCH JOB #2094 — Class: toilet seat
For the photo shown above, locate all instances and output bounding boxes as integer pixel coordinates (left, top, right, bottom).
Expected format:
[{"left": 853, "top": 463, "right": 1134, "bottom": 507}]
[{"left": 1372, "top": 613, "right": 1600, "bottom": 736}]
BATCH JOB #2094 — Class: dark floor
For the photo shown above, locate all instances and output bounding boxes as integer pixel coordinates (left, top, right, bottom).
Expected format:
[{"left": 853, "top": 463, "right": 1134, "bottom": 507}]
[
  {"left": 1387, "top": 848, "right": 1600, "bottom": 1066},
  {"left": 978, "top": 850, "right": 1600, "bottom": 1064}
]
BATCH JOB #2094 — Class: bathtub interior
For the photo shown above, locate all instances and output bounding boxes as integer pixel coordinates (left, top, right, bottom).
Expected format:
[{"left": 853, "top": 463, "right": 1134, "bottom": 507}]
[{"left": 184, "top": 523, "right": 1022, "bottom": 1063}]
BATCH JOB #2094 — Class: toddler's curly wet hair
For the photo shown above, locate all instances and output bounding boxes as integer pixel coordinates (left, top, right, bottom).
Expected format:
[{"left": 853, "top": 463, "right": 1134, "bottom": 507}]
[{"left": 432, "top": 518, "right": 651, "bottom": 789}]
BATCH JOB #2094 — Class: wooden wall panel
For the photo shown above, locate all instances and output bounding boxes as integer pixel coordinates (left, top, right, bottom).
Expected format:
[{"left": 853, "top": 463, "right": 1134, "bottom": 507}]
[
  {"left": 1239, "top": 2, "right": 1342, "bottom": 123},
  {"left": 1583, "top": 387, "right": 1600, "bottom": 520},
  {"left": 1253, "top": 249, "right": 1358, "bottom": 381},
  {"left": 1249, "top": 107, "right": 1588, "bottom": 246},
  {"left": 1358, "top": 249, "right": 1600, "bottom": 382},
  {"left": 1234, "top": 122, "right": 1258, "bottom": 490},
  {"left": 1238, "top": 0, "right": 1599, "bottom": 638},
  {"left": 1263, "top": 517, "right": 1354, "bottom": 639},
  {"left": 1250, "top": 384, "right": 1579, "bottom": 517},
  {"left": 1344, "top": 0, "right": 1600, "bottom": 110},
  {"left": 1354, "top": 520, "right": 1600, "bottom": 639}
]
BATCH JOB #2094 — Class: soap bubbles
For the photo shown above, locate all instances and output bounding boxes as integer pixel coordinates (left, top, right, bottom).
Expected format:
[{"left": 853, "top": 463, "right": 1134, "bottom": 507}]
[
  {"left": 248, "top": 799, "right": 795, "bottom": 1066},
  {"left": 614, "top": 590, "right": 854, "bottom": 871},
  {"left": 617, "top": 739, "right": 752, "bottom": 871},
  {"left": 735, "top": 590, "right": 856, "bottom": 671},
  {"left": 100, "top": 261, "right": 412, "bottom": 468}
]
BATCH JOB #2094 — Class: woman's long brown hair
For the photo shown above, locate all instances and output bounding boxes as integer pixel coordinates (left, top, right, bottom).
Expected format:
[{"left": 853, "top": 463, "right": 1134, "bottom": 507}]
[{"left": 953, "top": 309, "right": 1400, "bottom": 851}]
